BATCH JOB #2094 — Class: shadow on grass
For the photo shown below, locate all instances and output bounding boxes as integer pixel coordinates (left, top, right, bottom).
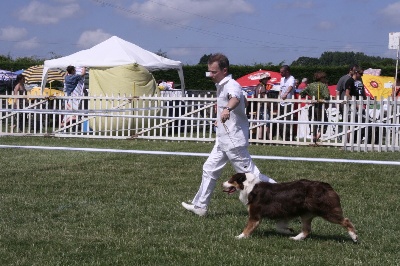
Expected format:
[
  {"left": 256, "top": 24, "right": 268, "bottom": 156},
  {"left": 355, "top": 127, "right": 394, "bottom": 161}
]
[{"left": 252, "top": 229, "right": 357, "bottom": 243}]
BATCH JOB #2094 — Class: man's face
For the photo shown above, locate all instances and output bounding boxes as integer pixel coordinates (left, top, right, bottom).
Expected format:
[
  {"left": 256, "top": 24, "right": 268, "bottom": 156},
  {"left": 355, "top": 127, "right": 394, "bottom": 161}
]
[
  {"left": 280, "top": 68, "right": 288, "bottom": 77},
  {"left": 208, "top": 61, "right": 226, "bottom": 84},
  {"left": 355, "top": 71, "right": 363, "bottom": 80}
]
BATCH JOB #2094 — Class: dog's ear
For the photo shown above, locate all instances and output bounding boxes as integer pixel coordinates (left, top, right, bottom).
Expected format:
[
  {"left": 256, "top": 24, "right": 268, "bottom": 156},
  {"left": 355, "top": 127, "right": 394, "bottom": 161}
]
[{"left": 236, "top": 173, "right": 247, "bottom": 183}]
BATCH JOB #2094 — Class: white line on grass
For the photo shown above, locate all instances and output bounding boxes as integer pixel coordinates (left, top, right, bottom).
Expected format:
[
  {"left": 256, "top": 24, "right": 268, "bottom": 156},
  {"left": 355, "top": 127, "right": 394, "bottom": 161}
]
[{"left": 1, "top": 144, "right": 400, "bottom": 165}]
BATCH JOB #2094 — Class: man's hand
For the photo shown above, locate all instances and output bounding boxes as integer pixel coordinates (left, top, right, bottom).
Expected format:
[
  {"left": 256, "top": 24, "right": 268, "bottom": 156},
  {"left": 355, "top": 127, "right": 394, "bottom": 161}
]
[{"left": 221, "top": 109, "right": 230, "bottom": 123}]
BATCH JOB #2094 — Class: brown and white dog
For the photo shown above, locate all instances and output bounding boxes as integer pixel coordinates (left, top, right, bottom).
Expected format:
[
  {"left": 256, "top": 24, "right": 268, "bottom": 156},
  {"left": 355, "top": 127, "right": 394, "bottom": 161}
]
[{"left": 222, "top": 173, "right": 358, "bottom": 242}]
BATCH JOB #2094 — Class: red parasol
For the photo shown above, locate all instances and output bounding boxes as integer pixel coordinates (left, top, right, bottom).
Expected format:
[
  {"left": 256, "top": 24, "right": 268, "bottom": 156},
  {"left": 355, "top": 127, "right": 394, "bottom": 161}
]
[{"left": 236, "top": 69, "right": 281, "bottom": 88}]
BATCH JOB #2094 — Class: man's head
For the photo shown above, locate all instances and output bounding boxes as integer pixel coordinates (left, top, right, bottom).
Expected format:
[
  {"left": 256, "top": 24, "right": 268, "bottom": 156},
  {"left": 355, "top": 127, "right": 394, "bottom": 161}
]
[
  {"left": 16, "top": 74, "right": 25, "bottom": 83},
  {"left": 313, "top": 71, "right": 328, "bottom": 83},
  {"left": 66, "top": 65, "right": 76, "bottom": 75},
  {"left": 353, "top": 67, "right": 363, "bottom": 80},
  {"left": 207, "top": 53, "right": 229, "bottom": 84},
  {"left": 280, "top": 65, "right": 291, "bottom": 78},
  {"left": 348, "top": 64, "right": 359, "bottom": 76}
]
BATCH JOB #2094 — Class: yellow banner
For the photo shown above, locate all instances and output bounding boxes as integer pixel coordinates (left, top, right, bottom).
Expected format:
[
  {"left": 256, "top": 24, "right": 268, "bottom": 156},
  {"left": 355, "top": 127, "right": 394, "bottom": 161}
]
[{"left": 362, "top": 74, "right": 394, "bottom": 99}]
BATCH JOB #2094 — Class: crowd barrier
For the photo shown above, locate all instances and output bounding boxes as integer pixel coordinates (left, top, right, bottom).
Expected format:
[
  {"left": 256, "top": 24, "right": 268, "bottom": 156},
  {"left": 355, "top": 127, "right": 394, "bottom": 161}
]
[{"left": 1, "top": 92, "right": 399, "bottom": 152}]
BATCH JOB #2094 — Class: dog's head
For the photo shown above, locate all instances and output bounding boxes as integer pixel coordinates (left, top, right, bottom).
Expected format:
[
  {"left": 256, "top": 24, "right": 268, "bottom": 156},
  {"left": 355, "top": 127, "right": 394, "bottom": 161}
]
[{"left": 222, "top": 173, "right": 247, "bottom": 195}]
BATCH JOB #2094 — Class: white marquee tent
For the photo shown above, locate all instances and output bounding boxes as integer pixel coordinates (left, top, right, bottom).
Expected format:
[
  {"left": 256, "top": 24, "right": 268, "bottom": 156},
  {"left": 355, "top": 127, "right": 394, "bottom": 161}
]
[{"left": 42, "top": 36, "right": 185, "bottom": 90}]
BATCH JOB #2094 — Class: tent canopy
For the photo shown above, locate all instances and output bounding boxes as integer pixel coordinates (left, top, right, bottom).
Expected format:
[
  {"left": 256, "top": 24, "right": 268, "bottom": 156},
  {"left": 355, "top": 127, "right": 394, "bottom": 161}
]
[{"left": 42, "top": 36, "right": 185, "bottom": 90}]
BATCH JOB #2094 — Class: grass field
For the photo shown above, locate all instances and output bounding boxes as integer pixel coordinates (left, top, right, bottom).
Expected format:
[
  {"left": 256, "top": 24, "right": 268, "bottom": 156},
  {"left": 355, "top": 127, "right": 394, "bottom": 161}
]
[{"left": 0, "top": 137, "right": 399, "bottom": 265}]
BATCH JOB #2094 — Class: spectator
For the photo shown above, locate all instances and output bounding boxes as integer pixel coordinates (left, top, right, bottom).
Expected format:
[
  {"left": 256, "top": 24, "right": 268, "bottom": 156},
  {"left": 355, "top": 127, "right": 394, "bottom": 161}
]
[
  {"left": 254, "top": 72, "right": 271, "bottom": 139},
  {"left": 298, "top": 78, "right": 308, "bottom": 90},
  {"left": 279, "top": 65, "right": 296, "bottom": 141},
  {"left": 336, "top": 64, "right": 359, "bottom": 100},
  {"left": 300, "top": 71, "right": 331, "bottom": 146},
  {"left": 13, "top": 74, "right": 26, "bottom": 132},
  {"left": 64, "top": 66, "right": 86, "bottom": 96},
  {"left": 346, "top": 67, "right": 366, "bottom": 143},
  {"left": 349, "top": 67, "right": 366, "bottom": 99},
  {"left": 294, "top": 79, "right": 299, "bottom": 90},
  {"left": 394, "top": 72, "right": 400, "bottom": 98}
]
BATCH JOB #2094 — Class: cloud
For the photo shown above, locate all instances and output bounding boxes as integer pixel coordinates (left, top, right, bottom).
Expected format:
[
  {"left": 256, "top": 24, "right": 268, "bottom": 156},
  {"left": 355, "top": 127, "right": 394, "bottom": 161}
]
[
  {"left": 0, "top": 26, "right": 28, "bottom": 41},
  {"left": 15, "top": 37, "right": 40, "bottom": 50},
  {"left": 77, "top": 29, "right": 113, "bottom": 48},
  {"left": 125, "top": 0, "right": 254, "bottom": 27},
  {"left": 378, "top": 2, "right": 400, "bottom": 25},
  {"left": 17, "top": 0, "right": 80, "bottom": 24}
]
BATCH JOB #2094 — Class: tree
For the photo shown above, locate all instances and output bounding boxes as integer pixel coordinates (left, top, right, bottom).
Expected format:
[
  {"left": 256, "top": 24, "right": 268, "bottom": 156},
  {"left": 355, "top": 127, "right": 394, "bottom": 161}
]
[
  {"left": 0, "top": 54, "right": 12, "bottom": 62},
  {"left": 291, "top": 56, "right": 320, "bottom": 66},
  {"left": 291, "top": 51, "right": 395, "bottom": 67},
  {"left": 198, "top": 54, "right": 212, "bottom": 65}
]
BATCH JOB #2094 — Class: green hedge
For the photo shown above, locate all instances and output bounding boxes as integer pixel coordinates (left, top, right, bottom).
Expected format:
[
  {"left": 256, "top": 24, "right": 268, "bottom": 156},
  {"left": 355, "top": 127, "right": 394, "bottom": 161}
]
[
  {"left": 153, "top": 65, "right": 398, "bottom": 91},
  {"left": 2, "top": 61, "right": 396, "bottom": 91}
]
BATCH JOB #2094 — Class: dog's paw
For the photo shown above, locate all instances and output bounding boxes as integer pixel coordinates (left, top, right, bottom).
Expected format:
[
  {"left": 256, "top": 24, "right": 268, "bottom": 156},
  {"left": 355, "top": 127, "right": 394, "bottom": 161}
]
[
  {"left": 235, "top": 233, "right": 246, "bottom": 239},
  {"left": 290, "top": 232, "right": 306, "bottom": 241},
  {"left": 349, "top": 231, "right": 358, "bottom": 243}
]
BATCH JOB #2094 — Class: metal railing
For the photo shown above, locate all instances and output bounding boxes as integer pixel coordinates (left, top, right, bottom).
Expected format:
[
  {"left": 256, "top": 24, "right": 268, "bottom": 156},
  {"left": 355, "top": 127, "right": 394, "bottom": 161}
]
[{"left": 1, "top": 92, "right": 399, "bottom": 152}]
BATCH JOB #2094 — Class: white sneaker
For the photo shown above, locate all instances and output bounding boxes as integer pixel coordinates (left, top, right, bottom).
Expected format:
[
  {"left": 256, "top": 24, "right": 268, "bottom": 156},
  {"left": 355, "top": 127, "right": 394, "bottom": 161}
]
[{"left": 181, "top": 202, "right": 207, "bottom": 217}]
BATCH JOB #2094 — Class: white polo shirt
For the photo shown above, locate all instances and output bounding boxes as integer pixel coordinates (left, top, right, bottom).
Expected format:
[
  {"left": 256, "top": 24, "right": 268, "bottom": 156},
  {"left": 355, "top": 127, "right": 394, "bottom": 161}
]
[
  {"left": 215, "top": 75, "right": 249, "bottom": 151},
  {"left": 280, "top": 75, "right": 295, "bottom": 99}
]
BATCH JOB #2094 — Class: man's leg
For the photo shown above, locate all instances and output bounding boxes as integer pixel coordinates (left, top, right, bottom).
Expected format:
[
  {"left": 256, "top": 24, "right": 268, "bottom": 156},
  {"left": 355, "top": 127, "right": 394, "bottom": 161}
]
[
  {"left": 191, "top": 145, "right": 228, "bottom": 208},
  {"left": 228, "top": 146, "right": 276, "bottom": 183}
]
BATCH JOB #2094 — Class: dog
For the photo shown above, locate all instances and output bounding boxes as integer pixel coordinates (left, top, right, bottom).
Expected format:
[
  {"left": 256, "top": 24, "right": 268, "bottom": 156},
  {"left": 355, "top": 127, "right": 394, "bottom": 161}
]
[{"left": 222, "top": 173, "right": 358, "bottom": 242}]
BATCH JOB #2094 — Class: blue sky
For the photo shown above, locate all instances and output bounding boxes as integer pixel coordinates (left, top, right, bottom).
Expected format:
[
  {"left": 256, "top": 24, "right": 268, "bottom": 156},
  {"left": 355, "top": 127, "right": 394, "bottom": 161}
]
[{"left": 1, "top": 0, "right": 400, "bottom": 66}]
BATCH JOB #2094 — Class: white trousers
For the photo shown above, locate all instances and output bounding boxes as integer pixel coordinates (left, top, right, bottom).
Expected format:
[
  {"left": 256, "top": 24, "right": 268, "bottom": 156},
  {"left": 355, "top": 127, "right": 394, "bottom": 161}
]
[{"left": 191, "top": 144, "right": 276, "bottom": 209}]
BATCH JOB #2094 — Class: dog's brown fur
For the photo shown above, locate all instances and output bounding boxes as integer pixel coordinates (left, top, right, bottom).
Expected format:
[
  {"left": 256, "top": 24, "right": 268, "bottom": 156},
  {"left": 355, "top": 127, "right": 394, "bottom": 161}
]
[{"left": 223, "top": 173, "right": 358, "bottom": 242}]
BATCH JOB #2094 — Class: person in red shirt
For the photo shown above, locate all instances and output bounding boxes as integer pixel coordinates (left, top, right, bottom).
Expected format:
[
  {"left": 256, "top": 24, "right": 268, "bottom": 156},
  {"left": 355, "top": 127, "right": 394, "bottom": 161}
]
[{"left": 298, "top": 78, "right": 308, "bottom": 90}]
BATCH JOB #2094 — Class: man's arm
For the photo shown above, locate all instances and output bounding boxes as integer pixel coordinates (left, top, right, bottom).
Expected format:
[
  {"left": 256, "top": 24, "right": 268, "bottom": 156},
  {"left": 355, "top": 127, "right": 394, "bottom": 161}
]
[
  {"left": 282, "top": 85, "right": 293, "bottom": 100},
  {"left": 221, "top": 96, "right": 240, "bottom": 123}
]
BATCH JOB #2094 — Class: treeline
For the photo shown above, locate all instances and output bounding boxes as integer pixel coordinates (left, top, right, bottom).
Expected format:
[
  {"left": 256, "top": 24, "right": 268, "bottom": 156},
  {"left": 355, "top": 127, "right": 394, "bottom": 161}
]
[
  {"left": 291, "top": 51, "right": 395, "bottom": 68},
  {"left": 0, "top": 55, "right": 44, "bottom": 71}
]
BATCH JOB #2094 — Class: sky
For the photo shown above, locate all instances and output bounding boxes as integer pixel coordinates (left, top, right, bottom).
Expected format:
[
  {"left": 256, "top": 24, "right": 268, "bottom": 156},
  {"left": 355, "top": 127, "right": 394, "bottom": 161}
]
[{"left": 1, "top": 0, "right": 400, "bottom": 66}]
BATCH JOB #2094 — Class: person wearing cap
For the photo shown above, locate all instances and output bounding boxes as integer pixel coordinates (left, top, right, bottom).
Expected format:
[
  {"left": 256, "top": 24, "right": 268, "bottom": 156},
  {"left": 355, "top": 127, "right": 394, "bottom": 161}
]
[{"left": 254, "top": 72, "right": 271, "bottom": 139}]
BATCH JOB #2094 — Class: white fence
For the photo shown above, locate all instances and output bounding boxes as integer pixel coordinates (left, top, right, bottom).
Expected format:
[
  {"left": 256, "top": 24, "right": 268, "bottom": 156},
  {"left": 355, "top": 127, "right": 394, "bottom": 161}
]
[{"left": 1, "top": 93, "right": 400, "bottom": 152}]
